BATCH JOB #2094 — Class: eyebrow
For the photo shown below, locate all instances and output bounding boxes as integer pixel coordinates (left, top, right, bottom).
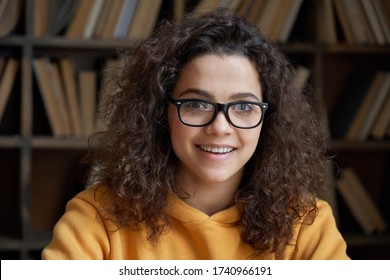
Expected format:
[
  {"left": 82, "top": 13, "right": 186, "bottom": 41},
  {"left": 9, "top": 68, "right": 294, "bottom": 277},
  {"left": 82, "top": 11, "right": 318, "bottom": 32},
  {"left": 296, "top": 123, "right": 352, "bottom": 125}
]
[
  {"left": 177, "top": 88, "right": 261, "bottom": 101},
  {"left": 178, "top": 88, "right": 212, "bottom": 99}
]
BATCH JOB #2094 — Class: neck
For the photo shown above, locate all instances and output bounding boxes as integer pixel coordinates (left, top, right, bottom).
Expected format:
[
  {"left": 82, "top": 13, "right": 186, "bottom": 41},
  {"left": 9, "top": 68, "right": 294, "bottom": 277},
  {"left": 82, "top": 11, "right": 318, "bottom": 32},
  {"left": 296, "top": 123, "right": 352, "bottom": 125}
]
[{"left": 176, "top": 170, "right": 242, "bottom": 216}]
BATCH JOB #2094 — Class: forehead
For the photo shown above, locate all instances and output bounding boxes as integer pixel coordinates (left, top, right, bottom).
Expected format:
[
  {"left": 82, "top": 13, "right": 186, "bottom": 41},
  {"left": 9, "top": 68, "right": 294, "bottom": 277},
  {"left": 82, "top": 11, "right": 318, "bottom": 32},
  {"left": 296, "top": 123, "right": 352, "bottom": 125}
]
[
  {"left": 174, "top": 54, "right": 262, "bottom": 100},
  {"left": 181, "top": 54, "right": 258, "bottom": 75}
]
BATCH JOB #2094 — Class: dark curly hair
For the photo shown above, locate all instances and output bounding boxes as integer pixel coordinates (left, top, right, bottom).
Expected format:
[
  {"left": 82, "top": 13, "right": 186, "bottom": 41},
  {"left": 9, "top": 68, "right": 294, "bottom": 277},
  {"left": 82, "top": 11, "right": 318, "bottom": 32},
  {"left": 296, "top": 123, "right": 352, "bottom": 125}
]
[{"left": 85, "top": 7, "right": 330, "bottom": 258}]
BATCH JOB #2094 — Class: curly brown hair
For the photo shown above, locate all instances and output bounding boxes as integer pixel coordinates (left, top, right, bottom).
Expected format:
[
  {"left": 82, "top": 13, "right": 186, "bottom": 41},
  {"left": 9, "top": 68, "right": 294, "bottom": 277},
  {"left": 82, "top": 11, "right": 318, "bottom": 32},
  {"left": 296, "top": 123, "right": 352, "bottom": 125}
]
[{"left": 85, "top": 7, "right": 330, "bottom": 258}]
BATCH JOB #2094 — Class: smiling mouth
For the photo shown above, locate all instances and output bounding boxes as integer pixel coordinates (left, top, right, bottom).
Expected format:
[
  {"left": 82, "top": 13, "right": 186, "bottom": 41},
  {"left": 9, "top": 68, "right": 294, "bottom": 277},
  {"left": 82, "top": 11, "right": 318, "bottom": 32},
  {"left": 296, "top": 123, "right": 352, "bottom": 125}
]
[{"left": 198, "top": 145, "right": 235, "bottom": 154}]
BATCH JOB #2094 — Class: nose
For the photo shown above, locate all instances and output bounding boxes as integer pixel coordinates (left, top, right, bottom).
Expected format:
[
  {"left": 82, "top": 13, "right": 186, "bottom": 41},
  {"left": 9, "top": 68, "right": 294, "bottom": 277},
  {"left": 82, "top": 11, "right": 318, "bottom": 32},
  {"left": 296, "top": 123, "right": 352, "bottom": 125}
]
[{"left": 205, "top": 111, "right": 234, "bottom": 135}]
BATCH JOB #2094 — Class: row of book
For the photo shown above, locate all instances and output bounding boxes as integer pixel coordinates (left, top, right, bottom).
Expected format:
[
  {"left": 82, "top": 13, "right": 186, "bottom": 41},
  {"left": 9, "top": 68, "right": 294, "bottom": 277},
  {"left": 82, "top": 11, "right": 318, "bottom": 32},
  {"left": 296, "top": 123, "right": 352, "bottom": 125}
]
[
  {"left": 193, "top": 0, "right": 304, "bottom": 43},
  {"left": 2, "top": 0, "right": 390, "bottom": 45},
  {"left": 0, "top": 0, "right": 23, "bottom": 37},
  {"left": 34, "top": 0, "right": 163, "bottom": 40},
  {"left": 182, "top": 0, "right": 390, "bottom": 45},
  {"left": 32, "top": 56, "right": 99, "bottom": 138},
  {"left": 330, "top": 69, "right": 390, "bottom": 141},
  {"left": 0, "top": 56, "right": 19, "bottom": 123},
  {"left": 335, "top": 167, "right": 387, "bottom": 235},
  {"left": 333, "top": 0, "right": 390, "bottom": 45}
]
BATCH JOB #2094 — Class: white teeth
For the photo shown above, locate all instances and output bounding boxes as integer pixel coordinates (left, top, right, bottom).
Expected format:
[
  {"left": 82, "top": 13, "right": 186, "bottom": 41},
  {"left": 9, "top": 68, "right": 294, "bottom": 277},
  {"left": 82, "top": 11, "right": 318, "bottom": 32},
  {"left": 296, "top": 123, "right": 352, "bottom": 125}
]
[{"left": 199, "top": 145, "right": 234, "bottom": 154}]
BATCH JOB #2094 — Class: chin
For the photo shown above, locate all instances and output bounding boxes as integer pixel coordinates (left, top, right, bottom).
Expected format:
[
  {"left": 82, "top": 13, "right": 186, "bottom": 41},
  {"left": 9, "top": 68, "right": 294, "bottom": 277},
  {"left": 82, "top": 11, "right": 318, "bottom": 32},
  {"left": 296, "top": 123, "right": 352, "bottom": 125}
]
[{"left": 197, "top": 170, "right": 241, "bottom": 185}]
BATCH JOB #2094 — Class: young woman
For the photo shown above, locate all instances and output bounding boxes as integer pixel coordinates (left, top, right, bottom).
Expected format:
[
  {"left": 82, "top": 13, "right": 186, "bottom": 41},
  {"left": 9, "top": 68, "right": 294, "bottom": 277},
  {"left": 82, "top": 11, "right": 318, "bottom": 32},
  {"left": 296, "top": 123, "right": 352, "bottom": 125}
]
[{"left": 42, "top": 8, "right": 349, "bottom": 260}]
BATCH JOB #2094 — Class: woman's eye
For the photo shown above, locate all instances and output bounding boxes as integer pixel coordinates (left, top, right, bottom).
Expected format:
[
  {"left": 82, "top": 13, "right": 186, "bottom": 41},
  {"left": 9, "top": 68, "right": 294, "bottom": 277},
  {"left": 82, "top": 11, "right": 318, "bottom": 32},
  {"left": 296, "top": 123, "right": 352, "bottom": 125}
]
[
  {"left": 190, "top": 102, "right": 204, "bottom": 109},
  {"left": 233, "top": 103, "right": 252, "bottom": 111},
  {"left": 185, "top": 101, "right": 211, "bottom": 110}
]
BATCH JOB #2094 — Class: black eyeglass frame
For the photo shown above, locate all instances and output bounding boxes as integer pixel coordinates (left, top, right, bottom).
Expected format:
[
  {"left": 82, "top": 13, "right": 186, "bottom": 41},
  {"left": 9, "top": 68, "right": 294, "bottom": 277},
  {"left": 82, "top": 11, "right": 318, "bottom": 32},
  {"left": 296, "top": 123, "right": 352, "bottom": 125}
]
[{"left": 168, "top": 96, "right": 268, "bottom": 129}]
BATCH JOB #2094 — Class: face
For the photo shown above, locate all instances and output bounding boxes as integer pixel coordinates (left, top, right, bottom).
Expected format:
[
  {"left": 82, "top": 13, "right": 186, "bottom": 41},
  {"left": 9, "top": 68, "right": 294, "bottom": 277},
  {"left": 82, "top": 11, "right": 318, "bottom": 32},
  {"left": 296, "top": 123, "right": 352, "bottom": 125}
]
[{"left": 168, "top": 54, "right": 264, "bottom": 187}]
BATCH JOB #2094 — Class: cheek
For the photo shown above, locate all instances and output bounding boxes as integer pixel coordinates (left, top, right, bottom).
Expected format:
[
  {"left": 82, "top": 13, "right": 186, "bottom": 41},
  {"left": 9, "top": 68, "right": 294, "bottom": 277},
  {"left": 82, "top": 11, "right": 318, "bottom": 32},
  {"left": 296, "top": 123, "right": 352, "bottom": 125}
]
[
  {"left": 168, "top": 106, "right": 184, "bottom": 139},
  {"left": 168, "top": 107, "right": 190, "bottom": 151},
  {"left": 167, "top": 106, "right": 177, "bottom": 129},
  {"left": 242, "top": 127, "right": 262, "bottom": 152}
]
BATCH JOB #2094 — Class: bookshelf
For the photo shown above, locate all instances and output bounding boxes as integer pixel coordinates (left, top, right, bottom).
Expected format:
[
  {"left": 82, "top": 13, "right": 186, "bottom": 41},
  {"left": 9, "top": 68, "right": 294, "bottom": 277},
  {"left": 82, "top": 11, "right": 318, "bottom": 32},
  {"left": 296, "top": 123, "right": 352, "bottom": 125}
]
[{"left": 0, "top": 0, "right": 389, "bottom": 260}]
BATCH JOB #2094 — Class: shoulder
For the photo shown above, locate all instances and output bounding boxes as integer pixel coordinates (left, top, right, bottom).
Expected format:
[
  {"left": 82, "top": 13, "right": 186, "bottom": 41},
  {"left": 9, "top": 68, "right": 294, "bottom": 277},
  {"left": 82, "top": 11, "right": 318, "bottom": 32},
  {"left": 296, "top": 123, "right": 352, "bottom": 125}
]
[
  {"left": 61, "top": 184, "right": 112, "bottom": 224},
  {"left": 316, "top": 198, "right": 335, "bottom": 216},
  {"left": 307, "top": 199, "right": 335, "bottom": 224},
  {"left": 68, "top": 184, "right": 115, "bottom": 213},
  {"left": 61, "top": 184, "right": 116, "bottom": 232},
  {"left": 41, "top": 185, "right": 114, "bottom": 259},
  {"left": 75, "top": 184, "right": 109, "bottom": 206},
  {"left": 298, "top": 198, "right": 337, "bottom": 232},
  {"left": 290, "top": 198, "right": 349, "bottom": 259}
]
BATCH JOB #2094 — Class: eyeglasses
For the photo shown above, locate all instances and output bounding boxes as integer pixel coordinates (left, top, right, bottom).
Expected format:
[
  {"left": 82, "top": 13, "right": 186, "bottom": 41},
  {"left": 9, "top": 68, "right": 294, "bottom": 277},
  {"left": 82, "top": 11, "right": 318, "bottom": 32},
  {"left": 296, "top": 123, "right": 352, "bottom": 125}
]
[{"left": 168, "top": 97, "right": 268, "bottom": 129}]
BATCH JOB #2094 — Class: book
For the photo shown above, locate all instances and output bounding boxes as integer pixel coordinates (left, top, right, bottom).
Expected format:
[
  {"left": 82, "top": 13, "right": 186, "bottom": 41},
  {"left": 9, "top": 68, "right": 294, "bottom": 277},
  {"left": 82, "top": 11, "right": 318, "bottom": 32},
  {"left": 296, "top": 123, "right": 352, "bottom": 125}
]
[
  {"left": 33, "top": 58, "right": 64, "bottom": 137},
  {"left": 267, "top": 0, "right": 292, "bottom": 42},
  {"left": 173, "top": 0, "right": 186, "bottom": 19},
  {"left": 277, "top": 0, "right": 304, "bottom": 43},
  {"left": 34, "top": 0, "right": 77, "bottom": 37},
  {"left": 254, "top": 0, "right": 303, "bottom": 42},
  {"left": 356, "top": 72, "right": 390, "bottom": 141},
  {"left": 83, "top": 0, "right": 105, "bottom": 39},
  {"left": 47, "top": 0, "right": 80, "bottom": 36},
  {"left": 93, "top": 0, "right": 113, "bottom": 39},
  {"left": 127, "top": 0, "right": 163, "bottom": 40},
  {"left": 0, "top": 0, "right": 23, "bottom": 37},
  {"left": 113, "top": 0, "right": 138, "bottom": 39},
  {"left": 255, "top": 0, "right": 284, "bottom": 40},
  {"left": 230, "top": 0, "right": 244, "bottom": 11},
  {"left": 49, "top": 61, "right": 72, "bottom": 137},
  {"left": 370, "top": 89, "right": 390, "bottom": 139},
  {"left": 33, "top": 0, "right": 49, "bottom": 37},
  {"left": 345, "top": 71, "right": 390, "bottom": 141},
  {"left": 373, "top": 0, "right": 390, "bottom": 43},
  {"left": 101, "top": 0, "right": 124, "bottom": 39},
  {"left": 333, "top": 0, "right": 357, "bottom": 44},
  {"left": 316, "top": 0, "right": 338, "bottom": 44},
  {"left": 386, "top": 121, "right": 390, "bottom": 138},
  {"left": 0, "top": 0, "right": 9, "bottom": 22},
  {"left": 0, "top": 56, "right": 5, "bottom": 77},
  {"left": 0, "top": 57, "right": 18, "bottom": 123},
  {"left": 193, "top": 0, "right": 221, "bottom": 13},
  {"left": 330, "top": 69, "right": 377, "bottom": 139},
  {"left": 238, "top": 0, "right": 255, "bottom": 18},
  {"left": 79, "top": 70, "right": 97, "bottom": 137},
  {"left": 241, "top": 0, "right": 266, "bottom": 24},
  {"left": 219, "top": 0, "right": 243, "bottom": 11},
  {"left": 219, "top": 0, "right": 231, "bottom": 8},
  {"left": 340, "top": 0, "right": 375, "bottom": 44},
  {"left": 360, "top": 0, "right": 387, "bottom": 45},
  {"left": 248, "top": 0, "right": 268, "bottom": 24},
  {"left": 59, "top": 57, "right": 84, "bottom": 138},
  {"left": 336, "top": 167, "right": 387, "bottom": 235},
  {"left": 66, "top": 0, "right": 95, "bottom": 39}
]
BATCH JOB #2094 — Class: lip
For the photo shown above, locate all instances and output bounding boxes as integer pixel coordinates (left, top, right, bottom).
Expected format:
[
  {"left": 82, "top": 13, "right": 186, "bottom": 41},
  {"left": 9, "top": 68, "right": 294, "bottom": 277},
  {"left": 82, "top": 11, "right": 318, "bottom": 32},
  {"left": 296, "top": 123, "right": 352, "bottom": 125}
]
[
  {"left": 198, "top": 145, "right": 234, "bottom": 153},
  {"left": 196, "top": 144, "right": 236, "bottom": 159}
]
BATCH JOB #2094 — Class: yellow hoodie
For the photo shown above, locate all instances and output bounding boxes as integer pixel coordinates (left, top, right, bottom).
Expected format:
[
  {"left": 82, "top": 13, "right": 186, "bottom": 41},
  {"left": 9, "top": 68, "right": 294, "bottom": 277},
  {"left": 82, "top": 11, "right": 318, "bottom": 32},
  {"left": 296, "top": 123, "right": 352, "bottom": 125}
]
[{"left": 41, "top": 186, "right": 349, "bottom": 260}]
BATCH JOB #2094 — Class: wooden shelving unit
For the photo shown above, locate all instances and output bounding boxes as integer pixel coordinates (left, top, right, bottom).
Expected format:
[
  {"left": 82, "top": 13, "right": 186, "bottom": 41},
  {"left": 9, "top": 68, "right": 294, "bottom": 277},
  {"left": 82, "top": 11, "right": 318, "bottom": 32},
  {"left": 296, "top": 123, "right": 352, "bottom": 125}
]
[{"left": 0, "top": 0, "right": 389, "bottom": 259}]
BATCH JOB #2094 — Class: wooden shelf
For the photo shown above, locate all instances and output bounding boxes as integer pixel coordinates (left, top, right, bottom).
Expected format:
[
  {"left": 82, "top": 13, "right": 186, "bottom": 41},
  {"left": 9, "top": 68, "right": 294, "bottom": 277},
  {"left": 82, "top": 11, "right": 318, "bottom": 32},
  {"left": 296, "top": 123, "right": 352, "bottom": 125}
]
[
  {"left": 0, "top": 137, "right": 89, "bottom": 149},
  {"left": 344, "top": 232, "right": 390, "bottom": 247},
  {"left": 31, "top": 137, "right": 88, "bottom": 149},
  {"left": 332, "top": 140, "right": 390, "bottom": 151},
  {"left": 0, "top": 36, "right": 27, "bottom": 46},
  {"left": 0, "top": 136, "right": 24, "bottom": 148},
  {"left": 31, "top": 37, "right": 133, "bottom": 50}
]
